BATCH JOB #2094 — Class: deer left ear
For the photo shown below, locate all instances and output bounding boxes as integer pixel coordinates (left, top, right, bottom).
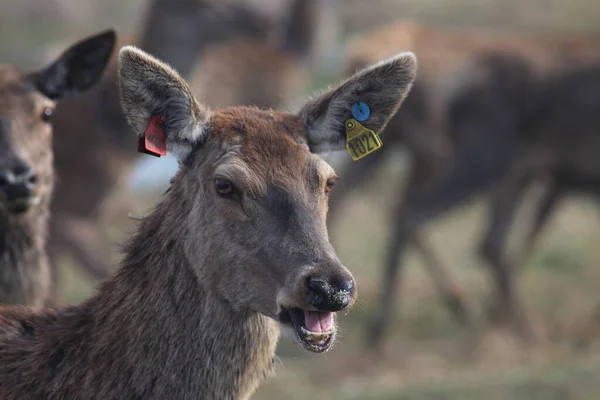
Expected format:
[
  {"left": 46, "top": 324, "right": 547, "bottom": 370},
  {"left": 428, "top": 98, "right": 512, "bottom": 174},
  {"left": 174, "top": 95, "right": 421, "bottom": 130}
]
[{"left": 297, "top": 52, "right": 417, "bottom": 153}]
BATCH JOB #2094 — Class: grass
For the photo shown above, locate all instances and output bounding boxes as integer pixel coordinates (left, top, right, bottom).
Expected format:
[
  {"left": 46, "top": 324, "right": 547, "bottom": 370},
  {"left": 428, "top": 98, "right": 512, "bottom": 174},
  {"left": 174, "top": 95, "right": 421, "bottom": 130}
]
[{"left": 259, "top": 353, "right": 600, "bottom": 400}]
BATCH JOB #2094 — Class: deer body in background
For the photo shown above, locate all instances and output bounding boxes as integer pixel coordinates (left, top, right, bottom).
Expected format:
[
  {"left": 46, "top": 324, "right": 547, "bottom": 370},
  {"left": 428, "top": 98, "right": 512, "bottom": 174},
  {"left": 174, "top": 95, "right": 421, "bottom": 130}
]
[
  {"left": 189, "top": 0, "right": 320, "bottom": 110},
  {"left": 467, "top": 58, "right": 600, "bottom": 328},
  {"left": 48, "top": 0, "right": 320, "bottom": 296},
  {"left": 328, "top": 21, "right": 600, "bottom": 348},
  {"left": 0, "top": 46, "right": 416, "bottom": 399},
  {"left": 0, "top": 31, "right": 115, "bottom": 307}
]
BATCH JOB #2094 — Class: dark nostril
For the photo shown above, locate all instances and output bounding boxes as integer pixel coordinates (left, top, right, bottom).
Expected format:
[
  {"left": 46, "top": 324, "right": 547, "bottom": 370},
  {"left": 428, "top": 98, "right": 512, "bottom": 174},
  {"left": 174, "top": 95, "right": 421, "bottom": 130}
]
[
  {"left": 26, "top": 173, "right": 37, "bottom": 186},
  {"left": 308, "top": 278, "right": 328, "bottom": 292},
  {"left": 339, "top": 279, "right": 354, "bottom": 294},
  {"left": 307, "top": 278, "right": 330, "bottom": 308},
  {"left": 13, "top": 167, "right": 36, "bottom": 188}
]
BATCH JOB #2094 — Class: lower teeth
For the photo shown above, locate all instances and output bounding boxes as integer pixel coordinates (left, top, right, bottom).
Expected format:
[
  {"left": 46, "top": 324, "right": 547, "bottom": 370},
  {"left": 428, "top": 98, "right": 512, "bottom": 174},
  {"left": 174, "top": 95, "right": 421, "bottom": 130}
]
[{"left": 300, "top": 327, "right": 332, "bottom": 345}]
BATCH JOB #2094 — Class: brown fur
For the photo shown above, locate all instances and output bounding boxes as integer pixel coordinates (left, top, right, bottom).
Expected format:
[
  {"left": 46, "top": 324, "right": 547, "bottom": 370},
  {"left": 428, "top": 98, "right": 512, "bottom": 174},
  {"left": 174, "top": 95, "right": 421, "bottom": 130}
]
[
  {"left": 0, "top": 31, "right": 115, "bottom": 308},
  {"left": 0, "top": 46, "right": 416, "bottom": 399}
]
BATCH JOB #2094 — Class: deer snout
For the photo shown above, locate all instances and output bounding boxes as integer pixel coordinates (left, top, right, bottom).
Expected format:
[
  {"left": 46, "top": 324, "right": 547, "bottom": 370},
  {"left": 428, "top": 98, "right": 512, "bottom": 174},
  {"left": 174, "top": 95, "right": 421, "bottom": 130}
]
[
  {"left": 306, "top": 275, "right": 355, "bottom": 312},
  {"left": 0, "top": 165, "right": 39, "bottom": 213},
  {"left": 277, "top": 262, "right": 357, "bottom": 352}
]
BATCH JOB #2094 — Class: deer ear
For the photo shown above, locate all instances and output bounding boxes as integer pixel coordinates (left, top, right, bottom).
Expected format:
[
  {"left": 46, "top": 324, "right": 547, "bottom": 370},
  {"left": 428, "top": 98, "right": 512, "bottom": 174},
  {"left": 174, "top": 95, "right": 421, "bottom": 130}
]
[
  {"left": 298, "top": 52, "right": 417, "bottom": 153},
  {"left": 117, "top": 46, "right": 210, "bottom": 160},
  {"left": 33, "top": 29, "right": 116, "bottom": 99}
]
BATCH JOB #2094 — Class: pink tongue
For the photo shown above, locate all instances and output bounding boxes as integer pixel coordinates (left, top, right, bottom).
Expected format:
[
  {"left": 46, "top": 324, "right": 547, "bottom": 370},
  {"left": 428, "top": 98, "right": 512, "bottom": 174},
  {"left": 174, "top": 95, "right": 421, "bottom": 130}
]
[{"left": 303, "top": 311, "right": 334, "bottom": 333}]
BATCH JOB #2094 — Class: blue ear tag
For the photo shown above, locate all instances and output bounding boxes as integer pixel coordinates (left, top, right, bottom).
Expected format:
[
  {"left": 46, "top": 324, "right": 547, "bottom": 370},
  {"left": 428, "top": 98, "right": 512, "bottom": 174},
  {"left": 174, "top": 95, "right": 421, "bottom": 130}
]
[{"left": 351, "top": 101, "right": 370, "bottom": 122}]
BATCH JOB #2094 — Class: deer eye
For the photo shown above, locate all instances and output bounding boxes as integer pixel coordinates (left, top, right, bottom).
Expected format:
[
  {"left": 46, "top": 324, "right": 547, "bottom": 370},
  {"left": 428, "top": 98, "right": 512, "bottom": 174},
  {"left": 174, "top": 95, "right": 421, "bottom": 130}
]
[
  {"left": 41, "top": 107, "right": 54, "bottom": 122},
  {"left": 215, "top": 178, "right": 234, "bottom": 196},
  {"left": 325, "top": 177, "right": 336, "bottom": 194}
]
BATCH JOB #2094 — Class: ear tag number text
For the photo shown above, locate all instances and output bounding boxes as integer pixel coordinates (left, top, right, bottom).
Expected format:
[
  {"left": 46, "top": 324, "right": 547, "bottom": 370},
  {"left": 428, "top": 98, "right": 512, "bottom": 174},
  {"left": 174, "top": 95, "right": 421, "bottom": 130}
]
[{"left": 345, "top": 118, "right": 382, "bottom": 161}]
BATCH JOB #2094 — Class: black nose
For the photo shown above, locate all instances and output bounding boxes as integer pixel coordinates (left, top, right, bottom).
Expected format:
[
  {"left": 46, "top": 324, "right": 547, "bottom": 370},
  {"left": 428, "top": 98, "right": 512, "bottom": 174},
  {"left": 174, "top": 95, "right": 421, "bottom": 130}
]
[
  {"left": 306, "top": 277, "right": 354, "bottom": 312},
  {"left": 0, "top": 166, "right": 37, "bottom": 202}
]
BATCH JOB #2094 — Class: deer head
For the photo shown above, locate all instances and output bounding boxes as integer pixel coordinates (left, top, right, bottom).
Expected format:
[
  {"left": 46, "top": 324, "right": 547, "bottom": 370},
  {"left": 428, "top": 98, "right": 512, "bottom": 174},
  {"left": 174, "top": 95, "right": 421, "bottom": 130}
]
[
  {"left": 118, "top": 46, "right": 416, "bottom": 352},
  {"left": 0, "top": 30, "right": 115, "bottom": 216}
]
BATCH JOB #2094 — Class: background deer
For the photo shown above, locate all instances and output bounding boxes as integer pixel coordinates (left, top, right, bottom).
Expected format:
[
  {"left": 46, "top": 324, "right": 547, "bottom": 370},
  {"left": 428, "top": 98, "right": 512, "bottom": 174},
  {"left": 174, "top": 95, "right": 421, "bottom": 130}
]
[
  {"left": 48, "top": 0, "right": 320, "bottom": 296},
  {"left": 189, "top": 0, "right": 320, "bottom": 110},
  {"left": 462, "top": 56, "right": 600, "bottom": 334},
  {"left": 0, "top": 46, "right": 416, "bottom": 399},
  {"left": 0, "top": 30, "right": 115, "bottom": 307},
  {"left": 326, "top": 20, "right": 600, "bottom": 348}
]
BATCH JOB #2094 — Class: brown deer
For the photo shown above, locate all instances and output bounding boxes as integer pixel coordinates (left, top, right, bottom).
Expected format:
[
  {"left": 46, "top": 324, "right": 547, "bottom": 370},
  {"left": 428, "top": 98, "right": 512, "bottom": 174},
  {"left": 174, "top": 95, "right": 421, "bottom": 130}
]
[
  {"left": 0, "top": 46, "right": 416, "bottom": 399},
  {"left": 48, "top": 0, "right": 317, "bottom": 295},
  {"left": 327, "top": 20, "right": 600, "bottom": 348},
  {"left": 0, "top": 30, "right": 115, "bottom": 307}
]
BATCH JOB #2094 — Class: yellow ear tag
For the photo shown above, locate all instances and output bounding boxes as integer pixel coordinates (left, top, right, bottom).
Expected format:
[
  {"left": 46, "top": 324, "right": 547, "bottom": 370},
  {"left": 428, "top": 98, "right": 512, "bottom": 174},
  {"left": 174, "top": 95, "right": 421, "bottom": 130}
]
[{"left": 345, "top": 118, "right": 382, "bottom": 161}]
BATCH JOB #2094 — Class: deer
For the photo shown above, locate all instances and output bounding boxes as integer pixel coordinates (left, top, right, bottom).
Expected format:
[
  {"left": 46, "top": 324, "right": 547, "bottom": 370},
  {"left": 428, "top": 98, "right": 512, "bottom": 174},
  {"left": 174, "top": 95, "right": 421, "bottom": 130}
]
[
  {"left": 325, "top": 20, "right": 600, "bottom": 349},
  {"left": 48, "top": 0, "right": 319, "bottom": 297},
  {"left": 467, "top": 57, "right": 600, "bottom": 332},
  {"left": 0, "top": 45, "right": 417, "bottom": 399},
  {"left": 0, "top": 30, "right": 115, "bottom": 308}
]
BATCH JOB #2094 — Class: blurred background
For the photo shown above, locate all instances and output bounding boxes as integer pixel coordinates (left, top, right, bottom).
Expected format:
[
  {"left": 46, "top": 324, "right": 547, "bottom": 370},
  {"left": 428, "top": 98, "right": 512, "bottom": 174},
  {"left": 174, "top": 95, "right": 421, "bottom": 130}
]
[{"left": 3, "top": 0, "right": 600, "bottom": 398}]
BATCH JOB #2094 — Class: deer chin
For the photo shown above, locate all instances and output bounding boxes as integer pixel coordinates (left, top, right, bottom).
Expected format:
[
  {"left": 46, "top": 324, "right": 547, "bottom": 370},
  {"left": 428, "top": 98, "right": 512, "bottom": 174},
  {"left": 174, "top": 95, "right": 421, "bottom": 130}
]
[{"left": 279, "top": 308, "right": 336, "bottom": 353}]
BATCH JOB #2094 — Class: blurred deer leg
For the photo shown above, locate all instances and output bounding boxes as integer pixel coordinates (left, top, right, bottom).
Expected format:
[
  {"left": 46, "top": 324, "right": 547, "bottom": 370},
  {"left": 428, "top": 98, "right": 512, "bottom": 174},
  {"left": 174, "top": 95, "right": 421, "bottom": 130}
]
[
  {"left": 408, "top": 146, "right": 469, "bottom": 326},
  {"left": 367, "top": 159, "right": 495, "bottom": 349},
  {"left": 479, "top": 175, "right": 533, "bottom": 339},
  {"left": 413, "top": 233, "right": 470, "bottom": 325},
  {"left": 407, "top": 135, "right": 469, "bottom": 325},
  {"left": 517, "top": 183, "right": 561, "bottom": 269},
  {"left": 367, "top": 212, "right": 414, "bottom": 351}
]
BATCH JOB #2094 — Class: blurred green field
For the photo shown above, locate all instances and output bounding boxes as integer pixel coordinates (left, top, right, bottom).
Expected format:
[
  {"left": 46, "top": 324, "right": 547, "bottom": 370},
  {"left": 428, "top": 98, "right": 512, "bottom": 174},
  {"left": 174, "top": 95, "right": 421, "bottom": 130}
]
[{"left": 54, "top": 156, "right": 600, "bottom": 399}]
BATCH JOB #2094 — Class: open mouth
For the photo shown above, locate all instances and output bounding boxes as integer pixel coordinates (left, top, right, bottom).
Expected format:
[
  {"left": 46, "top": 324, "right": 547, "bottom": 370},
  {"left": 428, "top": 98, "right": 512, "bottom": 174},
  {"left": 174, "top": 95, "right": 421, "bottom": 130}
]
[{"left": 279, "top": 308, "right": 335, "bottom": 353}]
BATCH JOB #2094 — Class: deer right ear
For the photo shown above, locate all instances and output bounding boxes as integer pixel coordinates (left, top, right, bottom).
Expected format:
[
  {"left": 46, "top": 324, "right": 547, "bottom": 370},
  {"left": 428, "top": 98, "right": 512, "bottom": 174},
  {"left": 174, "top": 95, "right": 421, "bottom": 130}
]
[
  {"left": 117, "top": 46, "right": 210, "bottom": 160},
  {"left": 298, "top": 52, "right": 417, "bottom": 154}
]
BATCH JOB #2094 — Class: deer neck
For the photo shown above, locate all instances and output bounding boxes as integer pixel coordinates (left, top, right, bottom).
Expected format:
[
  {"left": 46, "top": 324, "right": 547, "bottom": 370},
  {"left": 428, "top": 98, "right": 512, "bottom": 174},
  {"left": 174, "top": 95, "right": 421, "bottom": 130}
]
[
  {"left": 0, "top": 205, "right": 50, "bottom": 307},
  {"left": 85, "top": 190, "right": 280, "bottom": 399}
]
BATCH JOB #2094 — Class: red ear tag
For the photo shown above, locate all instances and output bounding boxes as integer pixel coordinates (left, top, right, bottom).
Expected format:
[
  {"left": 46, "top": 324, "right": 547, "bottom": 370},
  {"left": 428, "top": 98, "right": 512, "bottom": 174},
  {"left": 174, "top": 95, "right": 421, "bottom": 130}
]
[{"left": 138, "top": 115, "right": 167, "bottom": 157}]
